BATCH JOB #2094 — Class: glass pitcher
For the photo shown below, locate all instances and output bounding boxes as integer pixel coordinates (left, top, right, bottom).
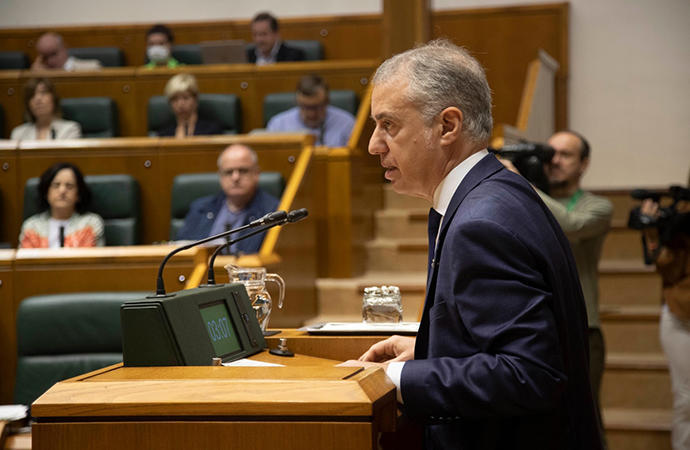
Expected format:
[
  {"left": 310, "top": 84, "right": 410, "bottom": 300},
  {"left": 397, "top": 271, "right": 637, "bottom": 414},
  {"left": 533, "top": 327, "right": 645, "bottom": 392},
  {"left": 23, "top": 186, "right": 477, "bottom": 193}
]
[{"left": 225, "top": 265, "right": 285, "bottom": 332}]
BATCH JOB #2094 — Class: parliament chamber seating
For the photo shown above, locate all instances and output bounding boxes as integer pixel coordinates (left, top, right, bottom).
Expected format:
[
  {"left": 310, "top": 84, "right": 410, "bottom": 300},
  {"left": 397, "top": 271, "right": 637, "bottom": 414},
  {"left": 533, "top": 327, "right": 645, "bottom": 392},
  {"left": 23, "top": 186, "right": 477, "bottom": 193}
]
[
  {"left": 169, "top": 171, "right": 286, "bottom": 240},
  {"left": 0, "top": 50, "right": 29, "bottom": 70},
  {"left": 246, "top": 39, "right": 324, "bottom": 61},
  {"left": 171, "top": 44, "right": 203, "bottom": 65},
  {"left": 60, "top": 97, "right": 119, "bottom": 137},
  {"left": 67, "top": 46, "right": 125, "bottom": 67},
  {"left": 147, "top": 93, "right": 241, "bottom": 136},
  {"left": 23, "top": 174, "right": 141, "bottom": 246},
  {"left": 13, "top": 291, "right": 148, "bottom": 405},
  {"left": 262, "top": 89, "right": 358, "bottom": 126}
]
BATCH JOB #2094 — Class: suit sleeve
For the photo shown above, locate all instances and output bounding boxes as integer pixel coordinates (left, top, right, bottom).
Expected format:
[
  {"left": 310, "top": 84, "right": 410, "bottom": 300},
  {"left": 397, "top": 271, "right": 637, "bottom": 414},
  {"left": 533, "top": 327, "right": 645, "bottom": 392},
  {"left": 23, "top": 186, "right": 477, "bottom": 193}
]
[{"left": 401, "top": 218, "right": 567, "bottom": 419}]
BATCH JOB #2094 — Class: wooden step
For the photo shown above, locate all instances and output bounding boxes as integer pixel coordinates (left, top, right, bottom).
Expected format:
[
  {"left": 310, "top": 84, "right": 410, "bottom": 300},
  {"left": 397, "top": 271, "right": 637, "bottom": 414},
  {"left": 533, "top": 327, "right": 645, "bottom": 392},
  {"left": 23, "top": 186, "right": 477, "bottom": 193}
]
[
  {"left": 601, "top": 224, "right": 644, "bottom": 261},
  {"left": 599, "top": 260, "right": 662, "bottom": 306},
  {"left": 600, "top": 306, "right": 662, "bottom": 353},
  {"left": 602, "top": 352, "right": 671, "bottom": 410},
  {"left": 365, "top": 238, "right": 428, "bottom": 272},
  {"left": 604, "top": 408, "right": 671, "bottom": 450},
  {"left": 375, "top": 209, "right": 428, "bottom": 240}
]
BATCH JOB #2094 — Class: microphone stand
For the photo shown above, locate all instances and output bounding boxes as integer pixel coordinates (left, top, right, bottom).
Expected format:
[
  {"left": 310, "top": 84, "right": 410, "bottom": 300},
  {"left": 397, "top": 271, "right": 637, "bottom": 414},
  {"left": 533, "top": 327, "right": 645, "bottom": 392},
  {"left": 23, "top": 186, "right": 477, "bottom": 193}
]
[{"left": 149, "top": 210, "right": 287, "bottom": 298}]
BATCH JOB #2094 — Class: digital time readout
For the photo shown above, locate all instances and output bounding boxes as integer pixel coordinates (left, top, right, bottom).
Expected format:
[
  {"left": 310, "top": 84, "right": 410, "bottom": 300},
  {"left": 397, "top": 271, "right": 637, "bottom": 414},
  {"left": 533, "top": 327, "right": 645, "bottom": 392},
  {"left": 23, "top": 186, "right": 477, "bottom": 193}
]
[{"left": 199, "top": 301, "right": 242, "bottom": 358}]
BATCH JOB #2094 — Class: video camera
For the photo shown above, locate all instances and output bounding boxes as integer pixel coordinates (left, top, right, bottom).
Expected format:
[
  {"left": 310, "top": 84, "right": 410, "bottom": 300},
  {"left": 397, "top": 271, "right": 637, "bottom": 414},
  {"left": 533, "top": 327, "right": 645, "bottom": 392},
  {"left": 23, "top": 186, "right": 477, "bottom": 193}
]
[
  {"left": 628, "top": 185, "right": 690, "bottom": 264},
  {"left": 489, "top": 142, "right": 555, "bottom": 193}
]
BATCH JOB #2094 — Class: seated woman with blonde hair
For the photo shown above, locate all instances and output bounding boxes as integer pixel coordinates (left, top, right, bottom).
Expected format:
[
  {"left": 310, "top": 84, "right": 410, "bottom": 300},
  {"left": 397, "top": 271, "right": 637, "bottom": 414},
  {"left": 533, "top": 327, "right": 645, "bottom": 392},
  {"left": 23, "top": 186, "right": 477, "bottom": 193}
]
[
  {"left": 19, "top": 162, "right": 104, "bottom": 248},
  {"left": 10, "top": 78, "right": 82, "bottom": 140},
  {"left": 157, "top": 73, "right": 222, "bottom": 138}
]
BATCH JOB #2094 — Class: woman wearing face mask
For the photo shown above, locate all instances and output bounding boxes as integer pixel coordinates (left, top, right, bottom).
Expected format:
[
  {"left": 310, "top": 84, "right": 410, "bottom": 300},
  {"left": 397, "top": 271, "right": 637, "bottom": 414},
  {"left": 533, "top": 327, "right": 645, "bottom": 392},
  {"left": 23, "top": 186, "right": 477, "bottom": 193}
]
[
  {"left": 144, "top": 24, "right": 182, "bottom": 69},
  {"left": 19, "top": 162, "right": 105, "bottom": 248},
  {"left": 157, "top": 73, "right": 222, "bottom": 138},
  {"left": 10, "top": 78, "right": 82, "bottom": 140}
]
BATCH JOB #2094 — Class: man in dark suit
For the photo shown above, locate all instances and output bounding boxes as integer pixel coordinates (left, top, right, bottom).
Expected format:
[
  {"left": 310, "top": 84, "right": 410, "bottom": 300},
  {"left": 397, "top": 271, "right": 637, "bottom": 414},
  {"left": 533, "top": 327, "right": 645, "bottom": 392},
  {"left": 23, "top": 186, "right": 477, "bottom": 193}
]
[
  {"left": 177, "top": 144, "right": 279, "bottom": 254},
  {"left": 246, "top": 12, "right": 305, "bottom": 65},
  {"left": 351, "top": 40, "right": 603, "bottom": 449}
]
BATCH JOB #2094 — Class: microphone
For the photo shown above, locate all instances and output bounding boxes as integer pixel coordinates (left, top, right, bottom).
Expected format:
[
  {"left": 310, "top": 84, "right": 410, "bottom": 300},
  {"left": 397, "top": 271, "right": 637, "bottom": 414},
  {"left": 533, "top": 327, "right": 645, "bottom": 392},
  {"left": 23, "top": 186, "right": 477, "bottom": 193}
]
[
  {"left": 59, "top": 226, "right": 65, "bottom": 247},
  {"left": 204, "top": 208, "right": 309, "bottom": 286},
  {"left": 150, "top": 210, "right": 287, "bottom": 298}
]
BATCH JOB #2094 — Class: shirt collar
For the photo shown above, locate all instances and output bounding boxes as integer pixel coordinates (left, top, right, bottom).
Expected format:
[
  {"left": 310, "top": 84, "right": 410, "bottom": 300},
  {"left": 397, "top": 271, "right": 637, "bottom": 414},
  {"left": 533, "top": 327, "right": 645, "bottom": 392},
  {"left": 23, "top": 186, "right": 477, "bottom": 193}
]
[
  {"left": 432, "top": 149, "right": 488, "bottom": 215},
  {"left": 255, "top": 40, "right": 282, "bottom": 65}
]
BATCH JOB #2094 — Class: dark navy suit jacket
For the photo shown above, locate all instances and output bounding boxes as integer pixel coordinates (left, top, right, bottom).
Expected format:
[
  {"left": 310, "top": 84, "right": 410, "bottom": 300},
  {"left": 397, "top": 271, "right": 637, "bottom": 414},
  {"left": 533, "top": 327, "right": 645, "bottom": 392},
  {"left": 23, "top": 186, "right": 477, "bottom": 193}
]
[
  {"left": 246, "top": 43, "right": 306, "bottom": 63},
  {"left": 401, "top": 154, "right": 602, "bottom": 449},
  {"left": 176, "top": 190, "right": 279, "bottom": 254}
]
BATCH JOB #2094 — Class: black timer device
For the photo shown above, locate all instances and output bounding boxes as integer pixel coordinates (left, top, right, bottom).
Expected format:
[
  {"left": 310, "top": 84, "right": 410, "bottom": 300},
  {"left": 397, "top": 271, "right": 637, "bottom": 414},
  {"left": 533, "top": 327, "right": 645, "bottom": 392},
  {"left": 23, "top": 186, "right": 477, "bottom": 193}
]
[{"left": 121, "top": 283, "right": 266, "bottom": 366}]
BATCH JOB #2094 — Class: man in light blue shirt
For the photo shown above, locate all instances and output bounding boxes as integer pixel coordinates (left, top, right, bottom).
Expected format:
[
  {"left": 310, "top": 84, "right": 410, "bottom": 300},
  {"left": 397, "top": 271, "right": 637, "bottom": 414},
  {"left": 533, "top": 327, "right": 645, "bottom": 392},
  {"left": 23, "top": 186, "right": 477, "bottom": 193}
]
[{"left": 266, "top": 74, "right": 355, "bottom": 147}]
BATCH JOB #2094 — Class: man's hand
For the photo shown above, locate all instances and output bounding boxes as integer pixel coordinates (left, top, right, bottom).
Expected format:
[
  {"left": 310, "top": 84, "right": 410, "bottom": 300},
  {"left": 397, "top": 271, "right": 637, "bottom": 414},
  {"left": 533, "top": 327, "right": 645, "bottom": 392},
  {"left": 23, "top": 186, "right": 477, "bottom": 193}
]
[
  {"left": 337, "top": 335, "right": 415, "bottom": 369},
  {"left": 360, "top": 335, "right": 415, "bottom": 363},
  {"left": 31, "top": 55, "right": 47, "bottom": 70}
]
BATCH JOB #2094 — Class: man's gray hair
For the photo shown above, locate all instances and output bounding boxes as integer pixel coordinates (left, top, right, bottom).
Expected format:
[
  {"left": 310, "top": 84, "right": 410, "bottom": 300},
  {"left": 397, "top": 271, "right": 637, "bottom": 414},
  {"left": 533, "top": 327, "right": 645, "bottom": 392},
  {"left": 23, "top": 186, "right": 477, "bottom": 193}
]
[
  {"left": 373, "top": 39, "right": 493, "bottom": 145},
  {"left": 217, "top": 144, "right": 259, "bottom": 169}
]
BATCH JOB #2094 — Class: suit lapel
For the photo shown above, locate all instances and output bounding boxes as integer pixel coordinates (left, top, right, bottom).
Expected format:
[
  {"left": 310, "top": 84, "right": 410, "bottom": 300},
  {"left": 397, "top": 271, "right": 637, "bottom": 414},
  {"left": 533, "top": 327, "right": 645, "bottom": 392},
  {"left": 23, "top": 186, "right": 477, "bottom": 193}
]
[{"left": 415, "top": 153, "right": 503, "bottom": 359}]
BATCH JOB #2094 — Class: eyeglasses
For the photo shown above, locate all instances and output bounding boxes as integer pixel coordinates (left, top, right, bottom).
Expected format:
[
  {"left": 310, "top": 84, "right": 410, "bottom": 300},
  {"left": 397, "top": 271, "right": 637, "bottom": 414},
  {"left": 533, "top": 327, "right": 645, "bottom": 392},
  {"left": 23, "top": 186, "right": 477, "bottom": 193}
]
[{"left": 219, "top": 167, "right": 255, "bottom": 177}]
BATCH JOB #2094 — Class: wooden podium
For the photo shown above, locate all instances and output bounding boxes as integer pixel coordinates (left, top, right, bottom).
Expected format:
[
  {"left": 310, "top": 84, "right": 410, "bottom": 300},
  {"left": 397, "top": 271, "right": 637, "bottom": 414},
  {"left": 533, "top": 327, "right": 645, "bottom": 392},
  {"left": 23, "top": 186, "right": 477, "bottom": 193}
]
[{"left": 31, "top": 348, "right": 397, "bottom": 450}]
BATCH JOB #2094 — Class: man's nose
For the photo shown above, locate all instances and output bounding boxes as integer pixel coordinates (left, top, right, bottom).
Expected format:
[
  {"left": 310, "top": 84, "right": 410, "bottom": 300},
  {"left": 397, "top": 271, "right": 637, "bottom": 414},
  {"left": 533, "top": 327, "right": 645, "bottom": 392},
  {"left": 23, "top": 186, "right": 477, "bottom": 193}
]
[{"left": 368, "top": 129, "right": 385, "bottom": 155}]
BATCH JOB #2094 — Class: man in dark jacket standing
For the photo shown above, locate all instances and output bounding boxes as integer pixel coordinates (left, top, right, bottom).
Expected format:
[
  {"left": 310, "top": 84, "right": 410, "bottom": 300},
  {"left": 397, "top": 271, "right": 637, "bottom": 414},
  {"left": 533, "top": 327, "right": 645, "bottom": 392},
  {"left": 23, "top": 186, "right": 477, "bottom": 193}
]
[
  {"left": 349, "top": 40, "right": 603, "bottom": 450},
  {"left": 177, "top": 144, "right": 279, "bottom": 254}
]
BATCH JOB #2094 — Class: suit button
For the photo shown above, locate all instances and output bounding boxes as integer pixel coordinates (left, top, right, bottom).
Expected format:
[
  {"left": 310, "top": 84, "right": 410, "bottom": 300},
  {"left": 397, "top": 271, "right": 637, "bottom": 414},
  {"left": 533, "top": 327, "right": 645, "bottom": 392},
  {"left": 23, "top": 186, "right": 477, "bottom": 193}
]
[{"left": 206, "top": 212, "right": 214, "bottom": 220}]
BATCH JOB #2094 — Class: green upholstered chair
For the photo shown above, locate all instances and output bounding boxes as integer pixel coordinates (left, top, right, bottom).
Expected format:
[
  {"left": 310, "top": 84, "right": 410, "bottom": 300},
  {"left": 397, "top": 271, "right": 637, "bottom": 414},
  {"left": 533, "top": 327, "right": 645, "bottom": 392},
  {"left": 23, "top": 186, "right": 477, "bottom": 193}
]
[
  {"left": 0, "top": 51, "right": 30, "bottom": 70},
  {"left": 67, "top": 47, "right": 124, "bottom": 67},
  {"left": 169, "top": 172, "right": 285, "bottom": 240},
  {"left": 171, "top": 44, "right": 203, "bottom": 65},
  {"left": 262, "top": 90, "right": 358, "bottom": 126},
  {"left": 147, "top": 94, "right": 241, "bottom": 136},
  {"left": 245, "top": 40, "right": 323, "bottom": 61},
  {"left": 60, "top": 97, "right": 119, "bottom": 138},
  {"left": 23, "top": 174, "right": 141, "bottom": 245},
  {"left": 14, "top": 292, "right": 149, "bottom": 405}
]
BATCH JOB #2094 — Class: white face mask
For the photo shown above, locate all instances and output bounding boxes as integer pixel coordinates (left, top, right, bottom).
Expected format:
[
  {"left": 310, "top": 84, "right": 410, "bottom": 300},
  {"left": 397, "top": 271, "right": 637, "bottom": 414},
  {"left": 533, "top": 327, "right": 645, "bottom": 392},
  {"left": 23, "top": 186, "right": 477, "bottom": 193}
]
[{"left": 147, "top": 45, "right": 170, "bottom": 63}]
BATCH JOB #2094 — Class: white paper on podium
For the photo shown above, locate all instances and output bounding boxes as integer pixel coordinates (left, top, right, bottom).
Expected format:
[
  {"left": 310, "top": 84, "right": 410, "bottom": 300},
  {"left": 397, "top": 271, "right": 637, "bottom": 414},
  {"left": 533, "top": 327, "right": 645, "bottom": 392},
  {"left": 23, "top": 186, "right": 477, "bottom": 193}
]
[
  {"left": 222, "top": 358, "right": 284, "bottom": 367},
  {"left": 304, "top": 322, "right": 419, "bottom": 335}
]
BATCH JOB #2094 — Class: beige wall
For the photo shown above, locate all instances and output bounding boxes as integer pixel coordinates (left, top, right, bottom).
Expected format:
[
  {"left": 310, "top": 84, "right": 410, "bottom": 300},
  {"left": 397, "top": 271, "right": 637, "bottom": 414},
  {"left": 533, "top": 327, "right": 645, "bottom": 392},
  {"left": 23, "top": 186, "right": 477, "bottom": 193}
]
[{"left": 2, "top": 0, "right": 688, "bottom": 189}]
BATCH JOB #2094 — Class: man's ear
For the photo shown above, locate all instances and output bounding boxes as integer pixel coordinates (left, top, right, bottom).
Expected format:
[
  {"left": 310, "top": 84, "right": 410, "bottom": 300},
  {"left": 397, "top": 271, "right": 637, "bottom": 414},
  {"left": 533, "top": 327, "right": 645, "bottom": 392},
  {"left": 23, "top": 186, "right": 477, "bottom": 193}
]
[
  {"left": 579, "top": 156, "right": 590, "bottom": 175},
  {"left": 439, "top": 107, "right": 462, "bottom": 146}
]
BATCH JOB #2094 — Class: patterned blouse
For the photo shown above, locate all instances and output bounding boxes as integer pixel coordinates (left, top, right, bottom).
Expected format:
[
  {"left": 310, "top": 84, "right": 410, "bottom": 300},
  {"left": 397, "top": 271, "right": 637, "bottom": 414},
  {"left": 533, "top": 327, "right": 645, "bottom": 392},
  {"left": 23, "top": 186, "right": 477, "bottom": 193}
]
[{"left": 18, "top": 211, "right": 105, "bottom": 248}]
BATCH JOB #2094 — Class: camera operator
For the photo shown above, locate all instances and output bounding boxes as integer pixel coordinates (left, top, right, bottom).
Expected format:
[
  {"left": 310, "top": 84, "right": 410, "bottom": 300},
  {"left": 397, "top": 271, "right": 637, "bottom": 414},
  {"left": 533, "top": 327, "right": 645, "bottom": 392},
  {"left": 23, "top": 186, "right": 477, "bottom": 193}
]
[
  {"left": 640, "top": 183, "right": 690, "bottom": 450},
  {"left": 500, "top": 130, "right": 612, "bottom": 448}
]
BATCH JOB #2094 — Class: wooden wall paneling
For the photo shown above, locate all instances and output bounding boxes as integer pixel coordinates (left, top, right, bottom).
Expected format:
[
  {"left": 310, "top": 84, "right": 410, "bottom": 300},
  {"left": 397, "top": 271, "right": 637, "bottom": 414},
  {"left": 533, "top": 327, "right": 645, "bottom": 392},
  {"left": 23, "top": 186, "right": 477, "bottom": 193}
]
[
  {"left": 0, "top": 71, "right": 25, "bottom": 139},
  {"left": 0, "top": 250, "right": 16, "bottom": 403},
  {"left": 0, "top": 143, "right": 19, "bottom": 246},
  {"left": 382, "top": 0, "right": 431, "bottom": 57},
  {"left": 431, "top": 3, "right": 568, "bottom": 131},
  {"left": 16, "top": 138, "right": 160, "bottom": 244},
  {"left": 29, "top": 68, "right": 141, "bottom": 136}
]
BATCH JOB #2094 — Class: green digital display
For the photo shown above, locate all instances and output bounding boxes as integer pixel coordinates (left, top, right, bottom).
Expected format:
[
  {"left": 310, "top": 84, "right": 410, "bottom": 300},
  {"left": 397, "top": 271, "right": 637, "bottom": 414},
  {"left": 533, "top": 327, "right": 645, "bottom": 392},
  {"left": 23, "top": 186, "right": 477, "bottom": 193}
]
[{"left": 199, "top": 300, "right": 242, "bottom": 358}]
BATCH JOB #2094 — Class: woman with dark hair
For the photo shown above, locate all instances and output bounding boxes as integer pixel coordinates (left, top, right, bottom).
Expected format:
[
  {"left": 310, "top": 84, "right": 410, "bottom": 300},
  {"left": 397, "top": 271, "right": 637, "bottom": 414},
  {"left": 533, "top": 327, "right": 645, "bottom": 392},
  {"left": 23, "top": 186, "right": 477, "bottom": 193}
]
[
  {"left": 10, "top": 78, "right": 82, "bottom": 140},
  {"left": 18, "top": 162, "right": 104, "bottom": 248}
]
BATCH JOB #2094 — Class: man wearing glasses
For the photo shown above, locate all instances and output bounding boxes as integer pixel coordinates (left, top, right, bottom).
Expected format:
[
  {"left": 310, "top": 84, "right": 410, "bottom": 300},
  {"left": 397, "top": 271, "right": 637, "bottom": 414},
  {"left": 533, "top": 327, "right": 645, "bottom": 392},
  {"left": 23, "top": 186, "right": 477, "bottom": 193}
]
[
  {"left": 267, "top": 74, "right": 355, "bottom": 147},
  {"left": 176, "top": 144, "right": 279, "bottom": 253}
]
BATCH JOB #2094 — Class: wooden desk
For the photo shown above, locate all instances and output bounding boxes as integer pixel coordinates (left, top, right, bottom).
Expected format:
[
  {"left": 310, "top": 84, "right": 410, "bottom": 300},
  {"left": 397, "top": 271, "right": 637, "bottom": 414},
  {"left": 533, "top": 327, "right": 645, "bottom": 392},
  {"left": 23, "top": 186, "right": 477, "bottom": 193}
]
[{"left": 32, "top": 352, "right": 396, "bottom": 450}]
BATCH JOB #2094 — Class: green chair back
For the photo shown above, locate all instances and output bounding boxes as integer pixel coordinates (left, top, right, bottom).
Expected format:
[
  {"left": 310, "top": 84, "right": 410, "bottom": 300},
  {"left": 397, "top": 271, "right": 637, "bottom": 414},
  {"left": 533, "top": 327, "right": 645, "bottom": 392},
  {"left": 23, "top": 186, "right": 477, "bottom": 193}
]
[
  {"left": 169, "top": 172, "right": 285, "bottom": 240},
  {"left": 0, "top": 51, "right": 29, "bottom": 70},
  {"left": 23, "top": 174, "right": 141, "bottom": 245},
  {"left": 263, "top": 90, "right": 358, "bottom": 126},
  {"left": 60, "top": 97, "right": 119, "bottom": 138},
  {"left": 171, "top": 44, "right": 203, "bottom": 65},
  {"left": 147, "top": 94, "right": 241, "bottom": 136},
  {"left": 68, "top": 47, "right": 124, "bottom": 67},
  {"left": 14, "top": 292, "right": 149, "bottom": 405}
]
